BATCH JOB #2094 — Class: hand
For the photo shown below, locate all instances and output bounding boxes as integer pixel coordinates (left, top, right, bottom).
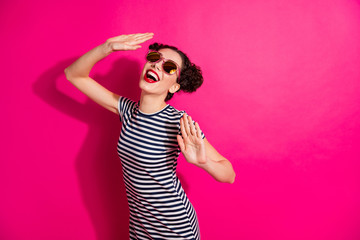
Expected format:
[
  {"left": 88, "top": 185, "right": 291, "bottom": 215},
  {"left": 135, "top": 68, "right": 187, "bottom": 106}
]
[
  {"left": 103, "top": 33, "right": 154, "bottom": 54},
  {"left": 177, "top": 114, "right": 207, "bottom": 166}
]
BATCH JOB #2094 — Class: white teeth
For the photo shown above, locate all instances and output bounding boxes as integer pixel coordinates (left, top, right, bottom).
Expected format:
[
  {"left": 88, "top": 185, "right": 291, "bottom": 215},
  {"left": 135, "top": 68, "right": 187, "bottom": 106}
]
[{"left": 148, "top": 71, "right": 159, "bottom": 81}]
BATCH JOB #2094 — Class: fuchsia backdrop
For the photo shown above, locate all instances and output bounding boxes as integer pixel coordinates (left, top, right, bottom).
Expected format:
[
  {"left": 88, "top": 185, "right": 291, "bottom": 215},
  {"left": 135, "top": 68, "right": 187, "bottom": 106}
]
[{"left": 1, "top": 0, "right": 360, "bottom": 239}]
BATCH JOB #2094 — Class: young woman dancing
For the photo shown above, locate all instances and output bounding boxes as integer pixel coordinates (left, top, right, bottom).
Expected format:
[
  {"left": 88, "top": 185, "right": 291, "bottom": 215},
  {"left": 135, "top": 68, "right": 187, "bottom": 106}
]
[{"left": 64, "top": 32, "right": 235, "bottom": 240}]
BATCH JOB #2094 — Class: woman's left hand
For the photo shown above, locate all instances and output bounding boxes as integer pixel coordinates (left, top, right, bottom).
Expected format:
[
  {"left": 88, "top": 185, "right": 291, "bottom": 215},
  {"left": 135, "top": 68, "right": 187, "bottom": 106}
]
[{"left": 177, "top": 114, "right": 207, "bottom": 166}]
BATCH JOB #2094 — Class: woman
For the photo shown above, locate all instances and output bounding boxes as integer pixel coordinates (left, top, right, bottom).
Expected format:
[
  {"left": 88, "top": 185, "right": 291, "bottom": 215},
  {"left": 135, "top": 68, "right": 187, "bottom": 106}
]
[{"left": 65, "top": 33, "right": 235, "bottom": 240}]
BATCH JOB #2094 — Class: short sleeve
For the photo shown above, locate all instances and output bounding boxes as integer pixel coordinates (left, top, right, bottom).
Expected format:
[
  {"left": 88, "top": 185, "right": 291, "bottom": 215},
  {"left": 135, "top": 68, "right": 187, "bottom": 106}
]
[
  {"left": 179, "top": 111, "right": 205, "bottom": 139},
  {"left": 118, "top": 96, "right": 136, "bottom": 122}
]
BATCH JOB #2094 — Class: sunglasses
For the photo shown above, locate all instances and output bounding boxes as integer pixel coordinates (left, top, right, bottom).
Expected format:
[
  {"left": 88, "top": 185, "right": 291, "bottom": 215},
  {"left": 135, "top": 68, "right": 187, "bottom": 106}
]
[{"left": 146, "top": 51, "right": 181, "bottom": 76}]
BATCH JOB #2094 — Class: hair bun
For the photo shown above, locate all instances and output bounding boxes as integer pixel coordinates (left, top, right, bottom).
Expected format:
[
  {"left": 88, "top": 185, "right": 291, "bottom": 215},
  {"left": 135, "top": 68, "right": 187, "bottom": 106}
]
[{"left": 179, "top": 64, "right": 203, "bottom": 93}]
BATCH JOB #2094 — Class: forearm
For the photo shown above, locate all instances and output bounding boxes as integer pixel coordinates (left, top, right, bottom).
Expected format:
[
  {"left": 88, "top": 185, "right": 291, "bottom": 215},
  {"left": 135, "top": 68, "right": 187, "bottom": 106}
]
[
  {"left": 64, "top": 42, "right": 111, "bottom": 79},
  {"left": 62, "top": 33, "right": 153, "bottom": 114},
  {"left": 195, "top": 157, "right": 236, "bottom": 184},
  {"left": 177, "top": 115, "right": 236, "bottom": 184}
]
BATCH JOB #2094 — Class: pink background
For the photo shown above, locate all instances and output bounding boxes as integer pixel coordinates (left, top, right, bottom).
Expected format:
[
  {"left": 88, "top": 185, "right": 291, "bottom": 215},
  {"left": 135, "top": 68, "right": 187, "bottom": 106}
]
[{"left": 2, "top": 0, "right": 360, "bottom": 239}]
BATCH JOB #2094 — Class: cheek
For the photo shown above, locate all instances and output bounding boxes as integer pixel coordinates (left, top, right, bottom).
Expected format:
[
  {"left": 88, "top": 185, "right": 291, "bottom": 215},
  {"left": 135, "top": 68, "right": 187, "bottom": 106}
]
[
  {"left": 163, "top": 76, "right": 178, "bottom": 88},
  {"left": 163, "top": 72, "right": 177, "bottom": 83},
  {"left": 141, "top": 64, "right": 148, "bottom": 75}
]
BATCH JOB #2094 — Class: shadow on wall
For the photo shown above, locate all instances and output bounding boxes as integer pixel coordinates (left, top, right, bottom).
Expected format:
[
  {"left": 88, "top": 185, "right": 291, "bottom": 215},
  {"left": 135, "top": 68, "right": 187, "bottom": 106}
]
[
  {"left": 32, "top": 57, "right": 141, "bottom": 239},
  {"left": 32, "top": 56, "right": 192, "bottom": 239}
]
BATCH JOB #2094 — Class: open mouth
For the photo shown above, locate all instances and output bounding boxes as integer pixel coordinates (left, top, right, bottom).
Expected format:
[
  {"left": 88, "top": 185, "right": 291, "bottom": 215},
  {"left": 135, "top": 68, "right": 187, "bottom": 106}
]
[{"left": 144, "top": 70, "right": 159, "bottom": 83}]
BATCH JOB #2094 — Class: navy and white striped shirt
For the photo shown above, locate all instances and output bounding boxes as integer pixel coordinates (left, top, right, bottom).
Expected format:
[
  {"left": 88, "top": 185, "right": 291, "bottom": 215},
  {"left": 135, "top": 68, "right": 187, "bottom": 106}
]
[{"left": 117, "top": 96, "right": 204, "bottom": 240}]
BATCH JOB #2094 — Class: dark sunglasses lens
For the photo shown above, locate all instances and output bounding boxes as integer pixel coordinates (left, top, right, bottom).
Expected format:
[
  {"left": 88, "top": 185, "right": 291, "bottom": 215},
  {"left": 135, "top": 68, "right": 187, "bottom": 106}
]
[
  {"left": 146, "top": 52, "right": 161, "bottom": 62},
  {"left": 163, "top": 61, "right": 177, "bottom": 74}
]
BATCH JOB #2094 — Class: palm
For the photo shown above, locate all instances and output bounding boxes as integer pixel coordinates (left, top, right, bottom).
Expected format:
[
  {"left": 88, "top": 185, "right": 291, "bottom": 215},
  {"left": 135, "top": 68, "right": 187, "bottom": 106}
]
[
  {"left": 105, "top": 33, "right": 154, "bottom": 52},
  {"left": 177, "top": 114, "right": 207, "bottom": 165}
]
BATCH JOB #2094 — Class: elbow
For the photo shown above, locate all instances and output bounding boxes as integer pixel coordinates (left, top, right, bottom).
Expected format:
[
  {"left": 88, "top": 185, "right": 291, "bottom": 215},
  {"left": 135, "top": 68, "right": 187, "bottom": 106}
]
[
  {"left": 228, "top": 173, "right": 236, "bottom": 184},
  {"left": 229, "top": 176, "right": 235, "bottom": 184},
  {"left": 215, "top": 161, "right": 236, "bottom": 184},
  {"left": 64, "top": 68, "right": 72, "bottom": 81},
  {"left": 225, "top": 163, "right": 236, "bottom": 184},
  {"left": 64, "top": 68, "right": 88, "bottom": 82},
  {"left": 64, "top": 67, "right": 77, "bottom": 82},
  {"left": 217, "top": 172, "right": 236, "bottom": 184},
  {"left": 64, "top": 68, "right": 70, "bottom": 80}
]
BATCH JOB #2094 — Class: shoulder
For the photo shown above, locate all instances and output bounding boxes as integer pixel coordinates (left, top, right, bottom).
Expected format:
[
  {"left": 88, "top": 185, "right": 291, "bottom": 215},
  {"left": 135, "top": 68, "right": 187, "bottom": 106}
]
[
  {"left": 163, "top": 105, "right": 186, "bottom": 119},
  {"left": 118, "top": 96, "right": 136, "bottom": 106},
  {"left": 155, "top": 105, "right": 185, "bottom": 127},
  {"left": 118, "top": 96, "right": 137, "bottom": 109},
  {"left": 118, "top": 96, "right": 138, "bottom": 121}
]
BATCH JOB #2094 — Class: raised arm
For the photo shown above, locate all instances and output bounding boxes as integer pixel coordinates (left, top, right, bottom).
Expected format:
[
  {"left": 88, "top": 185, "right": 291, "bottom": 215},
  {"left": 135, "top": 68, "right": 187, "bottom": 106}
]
[
  {"left": 64, "top": 33, "right": 154, "bottom": 114},
  {"left": 177, "top": 114, "right": 236, "bottom": 184}
]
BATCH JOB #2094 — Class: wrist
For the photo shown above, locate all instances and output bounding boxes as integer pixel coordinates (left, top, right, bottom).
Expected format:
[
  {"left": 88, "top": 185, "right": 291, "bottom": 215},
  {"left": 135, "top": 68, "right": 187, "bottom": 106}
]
[
  {"left": 101, "top": 41, "right": 113, "bottom": 56},
  {"left": 193, "top": 156, "right": 211, "bottom": 170}
]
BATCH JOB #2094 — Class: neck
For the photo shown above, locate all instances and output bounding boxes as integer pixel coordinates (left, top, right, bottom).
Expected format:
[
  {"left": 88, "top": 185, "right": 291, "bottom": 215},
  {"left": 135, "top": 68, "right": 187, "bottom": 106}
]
[{"left": 139, "top": 92, "right": 168, "bottom": 114}]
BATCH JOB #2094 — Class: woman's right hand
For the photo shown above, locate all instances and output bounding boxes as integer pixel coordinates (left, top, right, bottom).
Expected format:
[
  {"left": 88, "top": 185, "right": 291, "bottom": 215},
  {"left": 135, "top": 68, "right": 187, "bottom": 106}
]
[{"left": 103, "top": 33, "right": 154, "bottom": 54}]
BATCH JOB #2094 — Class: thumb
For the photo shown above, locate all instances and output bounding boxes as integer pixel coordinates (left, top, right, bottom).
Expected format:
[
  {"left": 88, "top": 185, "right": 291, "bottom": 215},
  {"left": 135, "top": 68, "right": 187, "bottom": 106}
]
[{"left": 177, "top": 135, "right": 185, "bottom": 152}]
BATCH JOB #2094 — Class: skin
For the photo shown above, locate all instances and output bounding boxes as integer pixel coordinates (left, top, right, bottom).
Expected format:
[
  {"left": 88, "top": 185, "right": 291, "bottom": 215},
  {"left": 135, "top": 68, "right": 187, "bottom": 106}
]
[
  {"left": 64, "top": 33, "right": 236, "bottom": 183},
  {"left": 138, "top": 48, "right": 181, "bottom": 114}
]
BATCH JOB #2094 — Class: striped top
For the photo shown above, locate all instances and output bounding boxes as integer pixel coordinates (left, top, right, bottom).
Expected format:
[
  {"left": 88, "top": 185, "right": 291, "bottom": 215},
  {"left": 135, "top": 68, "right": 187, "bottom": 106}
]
[{"left": 117, "top": 96, "right": 204, "bottom": 240}]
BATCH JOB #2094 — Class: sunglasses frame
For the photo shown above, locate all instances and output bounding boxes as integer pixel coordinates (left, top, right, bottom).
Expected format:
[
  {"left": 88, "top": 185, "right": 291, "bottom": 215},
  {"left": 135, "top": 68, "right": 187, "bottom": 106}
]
[{"left": 146, "top": 50, "right": 181, "bottom": 78}]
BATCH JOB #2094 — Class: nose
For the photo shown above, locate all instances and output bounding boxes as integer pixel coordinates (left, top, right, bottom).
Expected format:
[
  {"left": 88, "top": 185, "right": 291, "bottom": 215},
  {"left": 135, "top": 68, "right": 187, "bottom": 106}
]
[{"left": 151, "top": 60, "right": 162, "bottom": 71}]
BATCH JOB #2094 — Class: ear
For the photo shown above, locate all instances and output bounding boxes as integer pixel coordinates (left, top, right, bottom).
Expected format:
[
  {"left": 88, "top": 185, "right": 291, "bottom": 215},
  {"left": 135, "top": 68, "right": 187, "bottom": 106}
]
[{"left": 169, "top": 83, "right": 180, "bottom": 94}]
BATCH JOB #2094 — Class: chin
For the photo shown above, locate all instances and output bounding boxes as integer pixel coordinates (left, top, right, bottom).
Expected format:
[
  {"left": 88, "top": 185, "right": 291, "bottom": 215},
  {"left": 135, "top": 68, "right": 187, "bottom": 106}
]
[
  {"left": 139, "top": 77, "right": 147, "bottom": 90},
  {"left": 139, "top": 78, "right": 154, "bottom": 94}
]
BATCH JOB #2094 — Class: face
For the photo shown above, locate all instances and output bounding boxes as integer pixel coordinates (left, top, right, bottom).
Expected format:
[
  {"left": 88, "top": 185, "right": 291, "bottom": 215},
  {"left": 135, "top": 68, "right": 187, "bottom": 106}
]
[{"left": 139, "top": 48, "right": 182, "bottom": 99}]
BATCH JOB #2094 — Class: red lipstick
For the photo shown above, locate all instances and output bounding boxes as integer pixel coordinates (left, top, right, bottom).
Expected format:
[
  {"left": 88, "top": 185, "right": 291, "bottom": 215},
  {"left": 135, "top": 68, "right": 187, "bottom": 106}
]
[{"left": 144, "top": 70, "right": 159, "bottom": 83}]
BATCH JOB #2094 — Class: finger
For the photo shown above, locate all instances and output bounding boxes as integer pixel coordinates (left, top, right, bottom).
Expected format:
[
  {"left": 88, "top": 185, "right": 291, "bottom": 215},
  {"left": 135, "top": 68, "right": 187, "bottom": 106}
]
[
  {"left": 177, "top": 135, "right": 185, "bottom": 152},
  {"left": 113, "top": 42, "right": 139, "bottom": 50},
  {"left": 183, "top": 114, "right": 191, "bottom": 136},
  {"left": 128, "top": 45, "right": 142, "bottom": 50},
  {"left": 135, "top": 32, "right": 154, "bottom": 38},
  {"left": 180, "top": 117, "right": 188, "bottom": 138},
  {"left": 131, "top": 36, "right": 154, "bottom": 45},
  {"left": 127, "top": 32, "right": 152, "bottom": 37},
  {"left": 124, "top": 34, "right": 154, "bottom": 46},
  {"left": 132, "top": 33, "right": 154, "bottom": 40},
  {"left": 188, "top": 115, "right": 196, "bottom": 136},
  {"left": 110, "top": 33, "right": 153, "bottom": 42},
  {"left": 134, "top": 32, "right": 154, "bottom": 38},
  {"left": 133, "top": 32, "right": 154, "bottom": 36},
  {"left": 114, "top": 44, "right": 141, "bottom": 51},
  {"left": 132, "top": 35, "right": 153, "bottom": 42},
  {"left": 195, "top": 122, "right": 202, "bottom": 139}
]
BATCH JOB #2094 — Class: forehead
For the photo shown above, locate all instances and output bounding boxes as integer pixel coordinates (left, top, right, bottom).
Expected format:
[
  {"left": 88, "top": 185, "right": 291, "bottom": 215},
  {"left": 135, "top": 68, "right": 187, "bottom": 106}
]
[{"left": 158, "top": 48, "right": 183, "bottom": 68}]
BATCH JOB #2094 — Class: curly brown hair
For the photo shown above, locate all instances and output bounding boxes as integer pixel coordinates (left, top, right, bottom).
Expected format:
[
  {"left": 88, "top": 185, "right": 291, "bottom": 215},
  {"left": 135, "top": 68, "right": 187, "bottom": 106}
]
[{"left": 149, "top": 43, "right": 204, "bottom": 101}]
